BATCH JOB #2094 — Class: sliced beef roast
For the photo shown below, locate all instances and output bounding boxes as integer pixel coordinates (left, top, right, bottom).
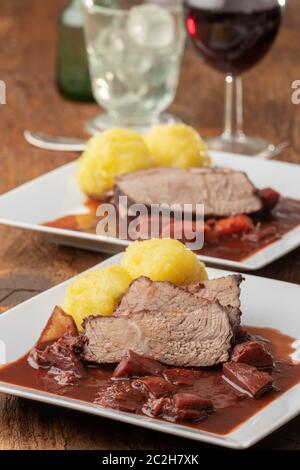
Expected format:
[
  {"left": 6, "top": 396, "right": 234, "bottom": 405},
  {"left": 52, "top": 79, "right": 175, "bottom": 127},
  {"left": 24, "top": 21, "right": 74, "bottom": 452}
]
[
  {"left": 183, "top": 275, "right": 243, "bottom": 330},
  {"left": 116, "top": 275, "right": 241, "bottom": 330},
  {"left": 114, "top": 167, "right": 263, "bottom": 218},
  {"left": 82, "top": 298, "right": 233, "bottom": 367}
]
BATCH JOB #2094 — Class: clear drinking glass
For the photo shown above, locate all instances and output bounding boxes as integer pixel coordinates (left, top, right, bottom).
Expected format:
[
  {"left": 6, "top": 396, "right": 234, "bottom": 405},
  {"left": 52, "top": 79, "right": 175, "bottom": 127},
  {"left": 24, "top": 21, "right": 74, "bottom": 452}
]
[
  {"left": 82, "top": 0, "right": 185, "bottom": 134},
  {"left": 184, "top": 0, "right": 284, "bottom": 156}
]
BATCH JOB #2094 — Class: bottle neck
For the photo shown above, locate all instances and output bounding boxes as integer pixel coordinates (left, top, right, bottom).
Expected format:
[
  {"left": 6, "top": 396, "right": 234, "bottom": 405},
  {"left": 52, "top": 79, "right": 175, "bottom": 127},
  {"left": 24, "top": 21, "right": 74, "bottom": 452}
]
[
  {"left": 63, "top": 0, "right": 84, "bottom": 27},
  {"left": 67, "top": 0, "right": 81, "bottom": 7}
]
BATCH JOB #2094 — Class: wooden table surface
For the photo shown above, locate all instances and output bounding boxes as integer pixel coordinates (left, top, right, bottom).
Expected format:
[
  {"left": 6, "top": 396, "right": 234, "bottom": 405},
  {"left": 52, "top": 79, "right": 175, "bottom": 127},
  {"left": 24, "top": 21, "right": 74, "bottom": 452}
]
[{"left": 0, "top": 0, "right": 300, "bottom": 450}]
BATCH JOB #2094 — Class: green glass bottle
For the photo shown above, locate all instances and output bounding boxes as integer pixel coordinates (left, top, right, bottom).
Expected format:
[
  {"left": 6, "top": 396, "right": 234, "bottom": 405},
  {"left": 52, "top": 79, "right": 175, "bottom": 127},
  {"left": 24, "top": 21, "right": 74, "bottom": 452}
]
[{"left": 57, "top": 0, "right": 94, "bottom": 101}]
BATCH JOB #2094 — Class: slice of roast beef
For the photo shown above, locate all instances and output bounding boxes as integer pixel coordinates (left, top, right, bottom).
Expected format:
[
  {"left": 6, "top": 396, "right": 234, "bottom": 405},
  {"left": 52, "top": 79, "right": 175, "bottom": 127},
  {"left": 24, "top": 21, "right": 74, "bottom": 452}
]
[
  {"left": 222, "top": 362, "right": 274, "bottom": 398},
  {"left": 183, "top": 275, "right": 243, "bottom": 330},
  {"left": 113, "top": 350, "right": 164, "bottom": 378},
  {"left": 114, "top": 167, "right": 263, "bottom": 218},
  {"left": 142, "top": 392, "right": 214, "bottom": 422},
  {"left": 116, "top": 275, "right": 241, "bottom": 331},
  {"left": 231, "top": 341, "right": 274, "bottom": 369},
  {"left": 82, "top": 299, "right": 233, "bottom": 367},
  {"left": 81, "top": 316, "right": 143, "bottom": 364}
]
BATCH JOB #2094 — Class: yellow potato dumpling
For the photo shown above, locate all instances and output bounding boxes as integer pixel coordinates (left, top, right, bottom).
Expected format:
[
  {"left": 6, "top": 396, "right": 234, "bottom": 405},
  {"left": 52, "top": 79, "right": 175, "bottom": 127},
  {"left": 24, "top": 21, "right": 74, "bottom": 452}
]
[
  {"left": 64, "top": 265, "right": 132, "bottom": 330},
  {"left": 144, "top": 124, "right": 211, "bottom": 169},
  {"left": 77, "top": 128, "right": 152, "bottom": 198},
  {"left": 121, "top": 239, "right": 208, "bottom": 286}
]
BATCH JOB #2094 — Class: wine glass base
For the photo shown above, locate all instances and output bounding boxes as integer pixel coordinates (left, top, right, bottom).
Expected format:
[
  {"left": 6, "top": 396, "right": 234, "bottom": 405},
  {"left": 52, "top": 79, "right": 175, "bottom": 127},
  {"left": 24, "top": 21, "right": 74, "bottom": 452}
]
[
  {"left": 85, "top": 112, "right": 182, "bottom": 135},
  {"left": 206, "top": 133, "right": 273, "bottom": 156}
]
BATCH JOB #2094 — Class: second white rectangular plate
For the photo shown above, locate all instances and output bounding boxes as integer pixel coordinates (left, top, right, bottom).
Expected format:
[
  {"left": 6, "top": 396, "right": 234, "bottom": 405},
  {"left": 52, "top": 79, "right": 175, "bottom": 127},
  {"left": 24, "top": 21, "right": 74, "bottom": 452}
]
[
  {"left": 0, "top": 151, "right": 299, "bottom": 270},
  {"left": 0, "top": 253, "right": 299, "bottom": 449}
]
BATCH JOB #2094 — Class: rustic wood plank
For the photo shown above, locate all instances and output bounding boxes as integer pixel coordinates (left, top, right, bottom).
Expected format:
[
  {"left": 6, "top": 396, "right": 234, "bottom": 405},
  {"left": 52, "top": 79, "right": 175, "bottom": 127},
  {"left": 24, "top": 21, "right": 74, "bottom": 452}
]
[{"left": 0, "top": 0, "right": 299, "bottom": 450}]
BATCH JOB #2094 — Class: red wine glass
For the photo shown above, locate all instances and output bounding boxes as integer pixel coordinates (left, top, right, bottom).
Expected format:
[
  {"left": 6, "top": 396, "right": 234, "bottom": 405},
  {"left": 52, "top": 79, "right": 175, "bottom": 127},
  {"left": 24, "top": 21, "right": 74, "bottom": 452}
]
[{"left": 184, "top": 0, "right": 284, "bottom": 155}]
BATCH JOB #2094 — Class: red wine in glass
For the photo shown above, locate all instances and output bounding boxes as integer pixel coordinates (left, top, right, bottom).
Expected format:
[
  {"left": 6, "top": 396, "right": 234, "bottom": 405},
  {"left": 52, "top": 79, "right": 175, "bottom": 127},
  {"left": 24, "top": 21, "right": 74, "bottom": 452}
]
[{"left": 184, "top": 0, "right": 283, "bottom": 155}]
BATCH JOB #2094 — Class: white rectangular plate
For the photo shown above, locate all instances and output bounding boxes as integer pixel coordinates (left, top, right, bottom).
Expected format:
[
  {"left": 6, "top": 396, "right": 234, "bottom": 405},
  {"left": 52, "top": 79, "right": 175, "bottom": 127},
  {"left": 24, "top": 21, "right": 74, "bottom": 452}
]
[
  {"left": 0, "top": 151, "right": 299, "bottom": 270},
  {"left": 0, "top": 253, "right": 299, "bottom": 449}
]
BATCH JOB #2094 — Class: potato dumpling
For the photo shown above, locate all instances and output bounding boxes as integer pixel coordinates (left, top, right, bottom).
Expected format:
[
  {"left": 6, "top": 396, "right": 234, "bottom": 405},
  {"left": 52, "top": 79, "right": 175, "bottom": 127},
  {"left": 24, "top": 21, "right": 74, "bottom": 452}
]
[
  {"left": 121, "top": 239, "right": 208, "bottom": 286},
  {"left": 78, "top": 128, "right": 152, "bottom": 197},
  {"left": 64, "top": 265, "right": 132, "bottom": 330},
  {"left": 144, "top": 124, "right": 211, "bottom": 169}
]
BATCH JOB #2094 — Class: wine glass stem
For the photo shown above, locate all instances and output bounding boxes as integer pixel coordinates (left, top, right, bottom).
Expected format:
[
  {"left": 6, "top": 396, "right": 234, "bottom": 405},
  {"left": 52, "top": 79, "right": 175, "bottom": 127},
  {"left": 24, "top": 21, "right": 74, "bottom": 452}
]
[{"left": 223, "top": 74, "right": 244, "bottom": 140}]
